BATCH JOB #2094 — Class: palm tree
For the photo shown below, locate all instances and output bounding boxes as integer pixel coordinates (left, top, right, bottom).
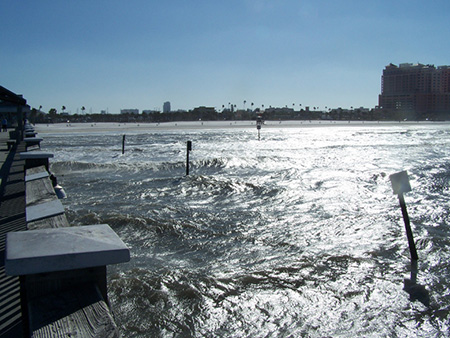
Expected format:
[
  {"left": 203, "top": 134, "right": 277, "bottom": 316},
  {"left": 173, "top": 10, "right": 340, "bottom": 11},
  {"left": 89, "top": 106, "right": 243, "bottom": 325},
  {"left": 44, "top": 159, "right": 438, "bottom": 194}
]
[
  {"left": 81, "top": 106, "right": 86, "bottom": 114},
  {"left": 62, "top": 106, "right": 66, "bottom": 113},
  {"left": 243, "top": 100, "right": 246, "bottom": 110}
]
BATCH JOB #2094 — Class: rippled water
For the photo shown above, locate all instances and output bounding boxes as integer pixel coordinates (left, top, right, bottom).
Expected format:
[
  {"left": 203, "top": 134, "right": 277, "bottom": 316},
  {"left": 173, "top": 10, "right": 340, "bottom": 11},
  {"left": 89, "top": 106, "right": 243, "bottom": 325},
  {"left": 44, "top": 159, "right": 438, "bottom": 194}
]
[{"left": 38, "top": 122, "right": 450, "bottom": 337}]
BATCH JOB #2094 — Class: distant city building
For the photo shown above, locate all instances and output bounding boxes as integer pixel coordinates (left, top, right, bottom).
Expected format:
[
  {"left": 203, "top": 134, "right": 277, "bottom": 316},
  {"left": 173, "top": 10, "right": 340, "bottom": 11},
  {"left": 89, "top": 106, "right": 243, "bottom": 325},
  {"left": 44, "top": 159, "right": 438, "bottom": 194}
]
[
  {"left": 379, "top": 63, "right": 450, "bottom": 119},
  {"left": 163, "top": 101, "right": 171, "bottom": 113},
  {"left": 120, "top": 109, "right": 139, "bottom": 115}
]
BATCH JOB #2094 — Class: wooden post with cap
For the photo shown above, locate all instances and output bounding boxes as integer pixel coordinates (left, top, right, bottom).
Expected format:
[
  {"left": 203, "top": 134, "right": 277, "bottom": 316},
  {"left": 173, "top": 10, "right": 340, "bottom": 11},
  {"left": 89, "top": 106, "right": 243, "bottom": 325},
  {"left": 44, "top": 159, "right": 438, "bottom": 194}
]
[
  {"left": 186, "top": 141, "right": 192, "bottom": 176},
  {"left": 389, "top": 170, "right": 418, "bottom": 261},
  {"left": 256, "top": 115, "right": 262, "bottom": 140}
]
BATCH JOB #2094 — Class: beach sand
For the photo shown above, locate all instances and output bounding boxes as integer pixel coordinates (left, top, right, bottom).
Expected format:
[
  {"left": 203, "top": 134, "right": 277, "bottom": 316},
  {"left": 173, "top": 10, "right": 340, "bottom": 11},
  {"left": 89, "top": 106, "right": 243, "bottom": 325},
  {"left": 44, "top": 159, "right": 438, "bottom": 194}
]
[{"left": 33, "top": 120, "right": 449, "bottom": 134}]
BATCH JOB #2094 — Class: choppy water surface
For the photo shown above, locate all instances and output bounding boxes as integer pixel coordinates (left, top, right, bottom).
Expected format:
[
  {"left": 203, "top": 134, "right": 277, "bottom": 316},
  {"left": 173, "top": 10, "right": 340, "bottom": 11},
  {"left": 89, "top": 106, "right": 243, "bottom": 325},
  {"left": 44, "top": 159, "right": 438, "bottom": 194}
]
[{"left": 39, "top": 122, "right": 450, "bottom": 337}]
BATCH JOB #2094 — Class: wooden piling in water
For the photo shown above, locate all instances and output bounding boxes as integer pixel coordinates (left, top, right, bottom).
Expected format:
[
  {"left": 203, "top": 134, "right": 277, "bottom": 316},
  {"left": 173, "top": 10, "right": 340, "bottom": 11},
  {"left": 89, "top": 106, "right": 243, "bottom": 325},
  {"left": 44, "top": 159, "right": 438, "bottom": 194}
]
[
  {"left": 397, "top": 192, "right": 419, "bottom": 260},
  {"left": 186, "top": 141, "right": 192, "bottom": 176},
  {"left": 389, "top": 170, "right": 419, "bottom": 261}
]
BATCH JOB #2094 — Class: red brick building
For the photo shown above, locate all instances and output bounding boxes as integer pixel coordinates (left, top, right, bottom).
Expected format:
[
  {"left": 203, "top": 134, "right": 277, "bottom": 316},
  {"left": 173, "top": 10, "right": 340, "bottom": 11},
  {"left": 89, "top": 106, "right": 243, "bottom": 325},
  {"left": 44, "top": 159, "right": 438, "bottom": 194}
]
[{"left": 379, "top": 63, "right": 450, "bottom": 120}]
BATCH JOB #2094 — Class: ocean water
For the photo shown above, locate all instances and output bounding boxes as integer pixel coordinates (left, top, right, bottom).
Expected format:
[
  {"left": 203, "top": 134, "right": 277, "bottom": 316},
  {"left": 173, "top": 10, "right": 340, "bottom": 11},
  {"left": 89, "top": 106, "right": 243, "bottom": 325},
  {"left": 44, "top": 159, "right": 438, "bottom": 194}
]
[{"left": 38, "top": 122, "right": 450, "bottom": 337}]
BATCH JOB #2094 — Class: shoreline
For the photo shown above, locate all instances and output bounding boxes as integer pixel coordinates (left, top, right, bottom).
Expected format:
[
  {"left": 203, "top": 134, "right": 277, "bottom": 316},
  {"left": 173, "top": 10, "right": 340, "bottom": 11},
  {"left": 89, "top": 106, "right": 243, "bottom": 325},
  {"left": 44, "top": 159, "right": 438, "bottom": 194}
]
[{"left": 34, "top": 120, "right": 450, "bottom": 134}]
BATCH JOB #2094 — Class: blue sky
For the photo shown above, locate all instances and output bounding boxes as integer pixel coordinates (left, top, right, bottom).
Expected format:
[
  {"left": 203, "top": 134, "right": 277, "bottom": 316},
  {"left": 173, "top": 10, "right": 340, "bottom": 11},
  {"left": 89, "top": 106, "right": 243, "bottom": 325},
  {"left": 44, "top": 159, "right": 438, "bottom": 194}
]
[{"left": 1, "top": 0, "right": 449, "bottom": 113}]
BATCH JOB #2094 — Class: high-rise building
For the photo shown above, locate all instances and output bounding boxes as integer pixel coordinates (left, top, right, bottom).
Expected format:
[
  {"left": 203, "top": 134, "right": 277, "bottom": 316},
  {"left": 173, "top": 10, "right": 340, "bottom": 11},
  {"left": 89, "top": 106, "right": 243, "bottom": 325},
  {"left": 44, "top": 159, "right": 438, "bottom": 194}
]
[
  {"left": 379, "top": 63, "right": 450, "bottom": 119},
  {"left": 163, "top": 101, "right": 171, "bottom": 113}
]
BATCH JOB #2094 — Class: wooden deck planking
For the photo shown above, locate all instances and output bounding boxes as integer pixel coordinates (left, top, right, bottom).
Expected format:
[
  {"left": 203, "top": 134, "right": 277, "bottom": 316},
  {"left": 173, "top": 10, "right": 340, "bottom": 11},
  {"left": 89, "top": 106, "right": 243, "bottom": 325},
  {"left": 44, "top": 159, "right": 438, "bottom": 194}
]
[
  {"left": 29, "top": 285, "right": 120, "bottom": 338},
  {"left": 0, "top": 140, "right": 26, "bottom": 338}
]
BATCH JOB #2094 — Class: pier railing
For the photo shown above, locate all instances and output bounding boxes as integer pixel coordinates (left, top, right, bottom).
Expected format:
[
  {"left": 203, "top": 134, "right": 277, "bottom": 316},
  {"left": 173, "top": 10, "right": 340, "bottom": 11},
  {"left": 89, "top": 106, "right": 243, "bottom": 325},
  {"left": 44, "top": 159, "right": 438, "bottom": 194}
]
[{"left": 3, "top": 122, "right": 130, "bottom": 338}]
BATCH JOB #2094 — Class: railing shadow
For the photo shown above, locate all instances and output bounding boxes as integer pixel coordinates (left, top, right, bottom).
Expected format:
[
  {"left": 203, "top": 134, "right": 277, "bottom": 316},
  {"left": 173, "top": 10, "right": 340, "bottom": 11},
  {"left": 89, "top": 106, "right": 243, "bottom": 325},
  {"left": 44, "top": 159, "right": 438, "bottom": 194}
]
[{"left": 403, "top": 259, "right": 430, "bottom": 307}]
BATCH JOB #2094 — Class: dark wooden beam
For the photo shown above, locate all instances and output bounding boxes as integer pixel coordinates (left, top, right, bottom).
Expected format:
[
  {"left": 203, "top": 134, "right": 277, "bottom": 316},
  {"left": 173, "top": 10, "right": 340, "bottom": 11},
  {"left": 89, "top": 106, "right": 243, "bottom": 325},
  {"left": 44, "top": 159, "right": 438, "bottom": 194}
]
[{"left": 0, "top": 86, "right": 27, "bottom": 105}]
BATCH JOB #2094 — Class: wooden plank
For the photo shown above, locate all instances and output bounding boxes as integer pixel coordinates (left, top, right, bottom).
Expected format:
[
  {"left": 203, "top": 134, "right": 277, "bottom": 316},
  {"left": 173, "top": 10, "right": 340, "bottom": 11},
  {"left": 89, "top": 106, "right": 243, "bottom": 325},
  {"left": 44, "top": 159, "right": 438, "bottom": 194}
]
[
  {"left": 26, "top": 144, "right": 41, "bottom": 151},
  {"left": 27, "top": 213, "right": 70, "bottom": 230},
  {"left": 23, "top": 137, "right": 43, "bottom": 144},
  {"left": 26, "top": 166, "right": 48, "bottom": 175},
  {"left": 25, "top": 171, "right": 49, "bottom": 182},
  {"left": 26, "top": 200, "right": 65, "bottom": 223},
  {"left": 20, "top": 151, "right": 53, "bottom": 159},
  {"left": 29, "top": 284, "right": 120, "bottom": 338},
  {"left": 26, "top": 176, "right": 56, "bottom": 206}
]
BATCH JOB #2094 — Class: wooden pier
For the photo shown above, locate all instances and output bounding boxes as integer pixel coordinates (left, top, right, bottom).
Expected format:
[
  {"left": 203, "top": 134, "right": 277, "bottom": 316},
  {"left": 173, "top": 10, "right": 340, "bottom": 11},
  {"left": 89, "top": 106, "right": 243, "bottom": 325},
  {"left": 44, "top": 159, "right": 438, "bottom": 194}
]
[
  {"left": 1, "top": 87, "right": 130, "bottom": 337},
  {"left": 0, "top": 131, "right": 26, "bottom": 337}
]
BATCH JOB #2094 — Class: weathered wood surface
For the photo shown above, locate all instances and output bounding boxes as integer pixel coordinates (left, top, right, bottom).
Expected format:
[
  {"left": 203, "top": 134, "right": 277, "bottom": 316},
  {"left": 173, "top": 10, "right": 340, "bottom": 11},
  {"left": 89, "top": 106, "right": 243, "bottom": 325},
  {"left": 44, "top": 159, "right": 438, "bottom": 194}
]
[
  {"left": 20, "top": 160, "right": 122, "bottom": 338},
  {"left": 27, "top": 213, "right": 70, "bottom": 230},
  {"left": 29, "top": 284, "right": 119, "bottom": 338},
  {"left": 25, "top": 166, "right": 70, "bottom": 229},
  {"left": 26, "top": 174, "right": 56, "bottom": 206},
  {"left": 25, "top": 171, "right": 49, "bottom": 182},
  {"left": 26, "top": 199, "right": 65, "bottom": 223},
  {"left": 26, "top": 166, "right": 49, "bottom": 177},
  {"left": 0, "top": 140, "right": 27, "bottom": 337},
  {"left": 25, "top": 144, "right": 40, "bottom": 152}
]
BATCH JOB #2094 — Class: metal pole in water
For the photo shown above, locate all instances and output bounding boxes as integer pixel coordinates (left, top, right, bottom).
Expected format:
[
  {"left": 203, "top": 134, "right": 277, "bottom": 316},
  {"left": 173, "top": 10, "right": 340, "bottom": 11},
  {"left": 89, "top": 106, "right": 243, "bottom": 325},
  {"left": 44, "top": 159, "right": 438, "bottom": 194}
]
[
  {"left": 389, "top": 170, "right": 418, "bottom": 261},
  {"left": 122, "top": 135, "right": 126, "bottom": 154},
  {"left": 186, "top": 140, "right": 192, "bottom": 176}
]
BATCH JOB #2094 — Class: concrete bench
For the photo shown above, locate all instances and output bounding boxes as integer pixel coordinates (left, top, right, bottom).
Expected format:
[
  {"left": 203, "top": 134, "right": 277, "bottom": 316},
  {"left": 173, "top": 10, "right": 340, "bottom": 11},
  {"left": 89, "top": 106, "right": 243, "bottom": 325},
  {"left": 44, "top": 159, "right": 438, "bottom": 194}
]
[
  {"left": 5, "top": 224, "right": 129, "bottom": 338},
  {"left": 20, "top": 151, "right": 53, "bottom": 170}
]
